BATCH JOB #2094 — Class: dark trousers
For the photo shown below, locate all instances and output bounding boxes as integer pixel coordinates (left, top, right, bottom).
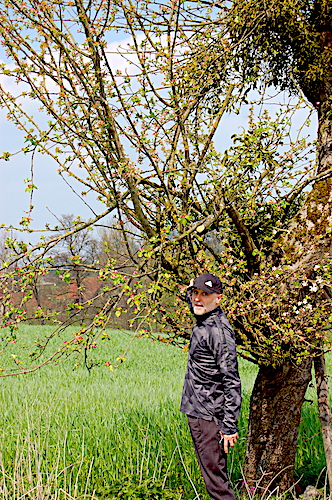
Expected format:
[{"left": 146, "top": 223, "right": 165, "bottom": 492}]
[{"left": 187, "top": 416, "right": 235, "bottom": 500}]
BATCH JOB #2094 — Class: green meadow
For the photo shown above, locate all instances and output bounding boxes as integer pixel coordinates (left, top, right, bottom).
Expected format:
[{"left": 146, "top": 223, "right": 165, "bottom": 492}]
[{"left": 0, "top": 325, "right": 329, "bottom": 499}]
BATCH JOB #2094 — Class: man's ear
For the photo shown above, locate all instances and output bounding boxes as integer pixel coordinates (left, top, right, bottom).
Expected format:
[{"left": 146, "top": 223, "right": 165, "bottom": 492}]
[{"left": 216, "top": 294, "right": 222, "bottom": 304}]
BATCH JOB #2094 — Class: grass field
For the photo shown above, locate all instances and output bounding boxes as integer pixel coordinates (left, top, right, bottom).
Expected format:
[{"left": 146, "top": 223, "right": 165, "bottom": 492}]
[{"left": 0, "top": 325, "right": 329, "bottom": 499}]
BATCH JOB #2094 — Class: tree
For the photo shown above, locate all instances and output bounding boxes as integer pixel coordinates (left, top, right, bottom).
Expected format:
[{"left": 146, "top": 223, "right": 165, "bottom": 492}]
[
  {"left": 213, "top": 0, "right": 332, "bottom": 490},
  {"left": 0, "top": 0, "right": 245, "bottom": 339},
  {"left": 52, "top": 214, "right": 99, "bottom": 305},
  {"left": 0, "top": 0, "right": 330, "bottom": 491}
]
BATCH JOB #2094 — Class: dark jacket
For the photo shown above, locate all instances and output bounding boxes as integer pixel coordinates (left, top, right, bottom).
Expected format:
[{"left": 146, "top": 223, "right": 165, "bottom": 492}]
[{"left": 180, "top": 301, "right": 242, "bottom": 435}]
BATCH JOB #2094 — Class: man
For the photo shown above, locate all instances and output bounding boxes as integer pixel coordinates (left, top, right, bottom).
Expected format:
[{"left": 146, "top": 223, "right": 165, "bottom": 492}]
[{"left": 180, "top": 272, "right": 242, "bottom": 500}]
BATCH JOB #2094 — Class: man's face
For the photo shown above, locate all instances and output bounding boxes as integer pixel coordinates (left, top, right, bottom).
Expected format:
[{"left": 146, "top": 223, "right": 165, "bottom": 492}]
[{"left": 191, "top": 288, "right": 222, "bottom": 315}]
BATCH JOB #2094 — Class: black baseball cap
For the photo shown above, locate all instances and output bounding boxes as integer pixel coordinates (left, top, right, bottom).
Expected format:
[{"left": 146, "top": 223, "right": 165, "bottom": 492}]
[{"left": 192, "top": 273, "right": 223, "bottom": 294}]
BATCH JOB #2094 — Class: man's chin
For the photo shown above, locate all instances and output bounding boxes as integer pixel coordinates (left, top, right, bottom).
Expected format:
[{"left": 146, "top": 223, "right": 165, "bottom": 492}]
[{"left": 193, "top": 306, "right": 206, "bottom": 315}]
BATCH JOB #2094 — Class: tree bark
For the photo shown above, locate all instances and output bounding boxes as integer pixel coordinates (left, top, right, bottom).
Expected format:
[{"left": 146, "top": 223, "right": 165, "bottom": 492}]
[
  {"left": 244, "top": 358, "right": 313, "bottom": 493},
  {"left": 314, "top": 354, "right": 332, "bottom": 496}
]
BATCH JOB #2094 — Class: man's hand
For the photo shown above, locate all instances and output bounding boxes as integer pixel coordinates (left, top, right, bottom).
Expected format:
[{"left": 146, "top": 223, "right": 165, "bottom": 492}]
[
  {"left": 179, "top": 279, "right": 194, "bottom": 293},
  {"left": 220, "top": 432, "right": 238, "bottom": 453}
]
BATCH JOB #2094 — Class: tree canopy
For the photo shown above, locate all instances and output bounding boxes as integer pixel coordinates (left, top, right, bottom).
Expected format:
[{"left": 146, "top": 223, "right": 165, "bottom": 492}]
[
  {"left": 227, "top": 0, "right": 332, "bottom": 104},
  {"left": 0, "top": 0, "right": 330, "bottom": 368}
]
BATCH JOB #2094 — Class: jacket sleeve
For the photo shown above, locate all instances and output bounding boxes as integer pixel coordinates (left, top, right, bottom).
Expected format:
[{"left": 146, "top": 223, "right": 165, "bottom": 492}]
[
  {"left": 207, "top": 314, "right": 242, "bottom": 435},
  {"left": 186, "top": 288, "right": 194, "bottom": 315}
]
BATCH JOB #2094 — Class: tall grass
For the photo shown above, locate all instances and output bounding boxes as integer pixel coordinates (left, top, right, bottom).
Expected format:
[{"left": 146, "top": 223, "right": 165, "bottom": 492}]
[{"left": 0, "top": 325, "right": 329, "bottom": 498}]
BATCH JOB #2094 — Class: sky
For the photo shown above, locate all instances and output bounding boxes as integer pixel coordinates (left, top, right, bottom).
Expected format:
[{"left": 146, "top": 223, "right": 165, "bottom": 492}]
[
  {"left": 0, "top": 116, "right": 105, "bottom": 232},
  {"left": 0, "top": 29, "right": 318, "bottom": 245},
  {"left": 0, "top": 31, "right": 130, "bottom": 241}
]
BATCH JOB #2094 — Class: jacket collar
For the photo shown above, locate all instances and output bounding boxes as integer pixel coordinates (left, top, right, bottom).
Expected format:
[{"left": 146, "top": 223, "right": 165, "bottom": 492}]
[{"left": 195, "top": 306, "right": 222, "bottom": 324}]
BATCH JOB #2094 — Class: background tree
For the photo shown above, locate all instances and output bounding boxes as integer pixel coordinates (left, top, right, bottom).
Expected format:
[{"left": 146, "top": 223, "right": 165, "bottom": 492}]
[
  {"left": 97, "top": 218, "right": 138, "bottom": 268},
  {"left": 52, "top": 214, "right": 99, "bottom": 305},
  {"left": 0, "top": 0, "right": 330, "bottom": 491}
]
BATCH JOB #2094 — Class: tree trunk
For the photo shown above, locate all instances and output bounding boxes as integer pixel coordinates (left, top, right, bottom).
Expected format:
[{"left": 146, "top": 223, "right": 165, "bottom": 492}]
[
  {"left": 244, "top": 357, "right": 313, "bottom": 493},
  {"left": 314, "top": 354, "right": 332, "bottom": 495}
]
